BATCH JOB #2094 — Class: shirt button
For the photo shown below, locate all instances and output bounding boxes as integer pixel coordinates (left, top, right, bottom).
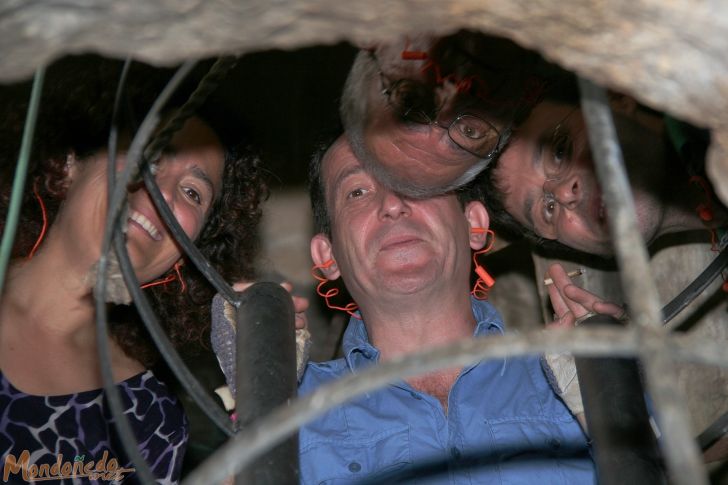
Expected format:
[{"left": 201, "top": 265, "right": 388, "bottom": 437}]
[
  {"left": 409, "top": 391, "right": 422, "bottom": 400},
  {"left": 348, "top": 461, "right": 362, "bottom": 473},
  {"left": 451, "top": 447, "right": 461, "bottom": 459},
  {"left": 549, "top": 438, "right": 561, "bottom": 450}
]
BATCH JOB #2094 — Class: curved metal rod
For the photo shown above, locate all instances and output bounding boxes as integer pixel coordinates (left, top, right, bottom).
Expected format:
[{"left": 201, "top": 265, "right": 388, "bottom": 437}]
[
  {"left": 94, "top": 57, "right": 241, "bottom": 474},
  {"left": 106, "top": 58, "right": 132, "bottom": 201},
  {"left": 138, "top": 57, "right": 240, "bottom": 303},
  {"left": 94, "top": 61, "right": 197, "bottom": 484},
  {"left": 662, "top": 245, "right": 728, "bottom": 324},
  {"left": 578, "top": 78, "right": 706, "bottom": 485},
  {"left": 141, "top": 164, "right": 237, "bottom": 303},
  {"left": 112, "top": 235, "right": 234, "bottom": 435},
  {"left": 183, "top": 326, "right": 728, "bottom": 484}
]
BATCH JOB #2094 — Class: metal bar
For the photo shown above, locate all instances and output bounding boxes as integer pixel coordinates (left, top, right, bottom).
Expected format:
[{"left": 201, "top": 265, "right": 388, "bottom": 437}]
[
  {"left": 234, "top": 282, "right": 299, "bottom": 484},
  {"left": 575, "top": 315, "right": 665, "bottom": 484},
  {"left": 182, "top": 325, "right": 728, "bottom": 484},
  {"left": 0, "top": 66, "right": 44, "bottom": 296},
  {"left": 578, "top": 77, "right": 707, "bottom": 484}
]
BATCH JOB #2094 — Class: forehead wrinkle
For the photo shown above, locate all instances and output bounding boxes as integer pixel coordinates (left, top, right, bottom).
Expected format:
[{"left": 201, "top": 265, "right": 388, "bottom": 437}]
[{"left": 329, "top": 164, "right": 365, "bottom": 199}]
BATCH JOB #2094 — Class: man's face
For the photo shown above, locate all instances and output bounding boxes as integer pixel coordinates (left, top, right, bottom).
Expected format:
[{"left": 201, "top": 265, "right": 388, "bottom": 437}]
[
  {"left": 362, "top": 92, "right": 495, "bottom": 195},
  {"left": 494, "top": 100, "right": 668, "bottom": 255},
  {"left": 314, "top": 136, "right": 481, "bottom": 306}
]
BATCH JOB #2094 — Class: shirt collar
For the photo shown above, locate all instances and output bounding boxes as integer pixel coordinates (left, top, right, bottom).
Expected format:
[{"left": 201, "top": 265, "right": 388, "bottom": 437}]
[{"left": 342, "top": 297, "right": 505, "bottom": 371}]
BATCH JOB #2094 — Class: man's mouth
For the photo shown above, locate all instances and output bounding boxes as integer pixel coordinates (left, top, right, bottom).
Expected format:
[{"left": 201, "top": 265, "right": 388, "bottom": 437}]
[
  {"left": 380, "top": 235, "right": 422, "bottom": 251},
  {"left": 129, "top": 210, "right": 162, "bottom": 241}
]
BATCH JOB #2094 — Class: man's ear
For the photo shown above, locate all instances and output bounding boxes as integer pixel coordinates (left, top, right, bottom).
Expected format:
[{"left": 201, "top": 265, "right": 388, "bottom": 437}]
[
  {"left": 310, "top": 233, "right": 340, "bottom": 281},
  {"left": 464, "top": 201, "right": 490, "bottom": 251}
]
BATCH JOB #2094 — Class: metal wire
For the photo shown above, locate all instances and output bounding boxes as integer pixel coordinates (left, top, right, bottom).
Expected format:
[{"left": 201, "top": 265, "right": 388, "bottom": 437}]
[
  {"left": 106, "top": 58, "right": 132, "bottom": 203},
  {"left": 182, "top": 326, "right": 728, "bottom": 484},
  {"left": 143, "top": 57, "right": 238, "bottom": 166},
  {"left": 94, "top": 60, "right": 198, "bottom": 484},
  {"left": 141, "top": 164, "right": 237, "bottom": 303},
  {"left": 92, "top": 57, "right": 242, "bottom": 479},
  {"left": 577, "top": 78, "right": 707, "bottom": 485},
  {"left": 112, "top": 221, "right": 234, "bottom": 435},
  {"left": 0, "top": 66, "right": 44, "bottom": 297}
]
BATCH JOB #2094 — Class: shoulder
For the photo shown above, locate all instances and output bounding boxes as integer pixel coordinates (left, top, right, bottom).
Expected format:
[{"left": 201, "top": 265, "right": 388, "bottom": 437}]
[
  {"left": 124, "top": 371, "right": 189, "bottom": 483},
  {"left": 298, "top": 358, "right": 350, "bottom": 393}
]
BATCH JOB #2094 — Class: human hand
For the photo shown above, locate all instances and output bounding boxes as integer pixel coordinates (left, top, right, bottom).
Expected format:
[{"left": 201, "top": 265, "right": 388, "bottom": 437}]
[
  {"left": 232, "top": 281, "right": 309, "bottom": 330},
  {"left": 544, "top": 263, "right": 626, "bottom": 329}
]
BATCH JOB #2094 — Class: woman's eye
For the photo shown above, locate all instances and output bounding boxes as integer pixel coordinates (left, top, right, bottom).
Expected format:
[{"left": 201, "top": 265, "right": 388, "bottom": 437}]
[{"left": 184, "top": 187, "right": 202, "bottom": 205}]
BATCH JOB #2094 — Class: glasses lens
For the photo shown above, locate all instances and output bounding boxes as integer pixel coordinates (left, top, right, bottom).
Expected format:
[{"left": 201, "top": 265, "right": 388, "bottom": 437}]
[
  {"left": 388, "top": 80, "right": 436, "bottom": 124},
  {"left": 449, "top": 115, "right": 500, "bottom": 157}
]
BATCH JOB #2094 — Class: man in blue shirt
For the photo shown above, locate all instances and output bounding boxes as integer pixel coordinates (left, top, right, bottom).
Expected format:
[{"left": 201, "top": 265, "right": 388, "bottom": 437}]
[{"left": 299, "top": 134, "right": 598, "bottom": 483}]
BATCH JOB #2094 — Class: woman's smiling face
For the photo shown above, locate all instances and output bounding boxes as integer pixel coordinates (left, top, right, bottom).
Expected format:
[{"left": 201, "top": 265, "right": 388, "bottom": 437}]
[{"left": 59, "top": 117, "right": 225, "bottom": 283}]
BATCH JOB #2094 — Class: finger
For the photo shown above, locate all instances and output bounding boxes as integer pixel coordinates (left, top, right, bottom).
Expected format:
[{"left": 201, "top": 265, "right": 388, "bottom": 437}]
[
  {"left": 294, "top": 312, "right": 308, "bottom": 330},
  {"left": 546, "top": 263, "right": 576, "bottom": 290},
  {"left": 548, "top": 313, "right": 576, "bottom": 329},
  {"left": 280, "top": 281, "right": 293, "bottom": 293},
  {"left": 292, "top": 295, "right": 310, "bottom": 314},
  {"left": 562, "top": 284, "right": 624, "bottom": 319},
  {"left": 593, "top": 300, "right": 627, "bottom": 319},
  {"left": 561, "top": 284, "right": 601, "bottom": 313},
  {"left": 547, "top": 282, "right": 571, "bottom": 319}
]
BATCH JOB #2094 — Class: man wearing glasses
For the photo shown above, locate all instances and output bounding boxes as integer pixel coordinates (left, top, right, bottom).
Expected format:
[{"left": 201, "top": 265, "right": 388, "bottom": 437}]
[
  {"left": 339, "top": 31, "right": 728, "bottom": 463},
  {"left": 340, "top": 31, "right": 538, "bottom": 197}
]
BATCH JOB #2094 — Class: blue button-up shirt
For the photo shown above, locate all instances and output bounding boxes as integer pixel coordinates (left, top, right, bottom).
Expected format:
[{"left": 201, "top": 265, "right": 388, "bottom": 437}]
[{"left": 298, "top": 298, "right": 595, "bottom": 484}]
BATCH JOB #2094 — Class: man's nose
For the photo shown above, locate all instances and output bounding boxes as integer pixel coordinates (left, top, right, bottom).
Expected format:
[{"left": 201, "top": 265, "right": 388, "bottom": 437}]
[
  {"left": 378, "top": 189, "right": 411, "bottom": 220},
  {"left": 545, "top": 173, "right": 581, "bottom": 210}
]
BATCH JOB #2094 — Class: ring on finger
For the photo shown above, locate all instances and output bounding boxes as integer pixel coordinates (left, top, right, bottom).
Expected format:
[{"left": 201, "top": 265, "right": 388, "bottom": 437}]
[{"left": 574, "top": 311, "right": 597, "bottom": 326}]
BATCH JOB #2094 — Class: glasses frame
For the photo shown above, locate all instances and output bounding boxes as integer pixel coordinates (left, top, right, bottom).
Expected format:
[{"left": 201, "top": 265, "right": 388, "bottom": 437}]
[{"left": 370, "top": 52, "right": 503, "bottom": 160}]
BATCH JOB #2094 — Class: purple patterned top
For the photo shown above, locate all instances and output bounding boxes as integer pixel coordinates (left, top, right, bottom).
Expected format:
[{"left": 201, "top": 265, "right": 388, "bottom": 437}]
[{"left": 0, "top": 370, "right": 188, "bottom": 484}]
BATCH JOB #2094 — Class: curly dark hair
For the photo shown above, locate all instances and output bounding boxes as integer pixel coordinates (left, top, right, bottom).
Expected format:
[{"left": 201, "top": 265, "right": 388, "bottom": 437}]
[{"left": 0, "top": 55, "right": 268, "bottom": 366}]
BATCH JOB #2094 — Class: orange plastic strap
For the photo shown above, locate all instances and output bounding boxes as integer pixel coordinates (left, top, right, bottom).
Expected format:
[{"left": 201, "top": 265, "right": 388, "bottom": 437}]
[
  {"left": 311, "top": 260, "right": 361, "bottom": 319},
  {"left": 470, "top": 229, "right": 496, "bottom": 300},
  {"left": 27, "top": 181, "right": 48, "bottom": 260}
]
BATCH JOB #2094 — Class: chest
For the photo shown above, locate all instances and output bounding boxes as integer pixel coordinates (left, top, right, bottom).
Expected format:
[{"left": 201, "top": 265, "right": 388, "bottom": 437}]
[
  {"left": 406, "top": 368, "right": 461, "bottom": 413},
  {"left": 299, "top": 357, "right": 594, "bottom": 484}
]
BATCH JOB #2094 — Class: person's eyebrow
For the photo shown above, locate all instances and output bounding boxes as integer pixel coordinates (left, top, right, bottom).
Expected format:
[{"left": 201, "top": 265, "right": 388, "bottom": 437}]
[
  {"left": 191, "top": 165, "right": 216, "bottom": 201},
  {"left": 330, "top": 165, "right": 365, "bottom": 199}
]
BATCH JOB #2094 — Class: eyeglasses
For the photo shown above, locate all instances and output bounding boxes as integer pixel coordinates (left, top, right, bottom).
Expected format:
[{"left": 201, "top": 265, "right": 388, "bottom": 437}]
[{"left": 370, "top": 52, "right": 502, "bottom": 159}]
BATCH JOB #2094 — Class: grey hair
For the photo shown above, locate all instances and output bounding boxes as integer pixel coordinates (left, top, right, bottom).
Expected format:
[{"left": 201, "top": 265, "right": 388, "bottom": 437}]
[{"left": 340, "top": 50, "right": 378, "bottom": 145}]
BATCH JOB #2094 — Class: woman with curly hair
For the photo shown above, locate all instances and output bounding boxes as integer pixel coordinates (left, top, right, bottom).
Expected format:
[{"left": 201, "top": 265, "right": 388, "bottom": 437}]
[{"left": 0, "top": 57, "right": 268, "bottom": 483}]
